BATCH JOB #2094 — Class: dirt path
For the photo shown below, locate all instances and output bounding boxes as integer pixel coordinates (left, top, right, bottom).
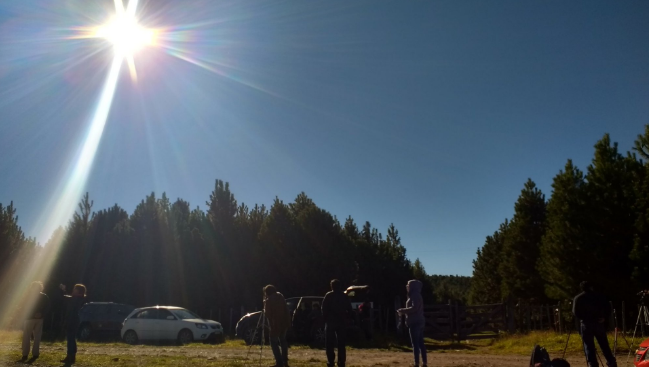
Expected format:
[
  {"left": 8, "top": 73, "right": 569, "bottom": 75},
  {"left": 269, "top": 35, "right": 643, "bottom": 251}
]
[{"left": 0, "top": 341, "right": 595, "bottom": 367}]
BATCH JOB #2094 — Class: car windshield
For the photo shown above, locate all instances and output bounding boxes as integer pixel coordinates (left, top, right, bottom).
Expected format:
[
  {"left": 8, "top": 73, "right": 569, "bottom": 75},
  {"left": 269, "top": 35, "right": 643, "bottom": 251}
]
[{"left": 171, "top": 309, "right": 202, "bottom": 320}]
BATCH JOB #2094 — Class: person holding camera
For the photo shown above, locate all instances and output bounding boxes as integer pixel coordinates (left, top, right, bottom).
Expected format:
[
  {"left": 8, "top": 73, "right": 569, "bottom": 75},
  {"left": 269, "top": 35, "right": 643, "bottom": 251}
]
[
  {"left": 21, "top": 281, "right": 50, "bottom": 361},
  {"left": 573, "top": 281, "right": 616, "bottom": 367},
  {"left": 264, "top": 285, "right": 291, "bottom": 367}
]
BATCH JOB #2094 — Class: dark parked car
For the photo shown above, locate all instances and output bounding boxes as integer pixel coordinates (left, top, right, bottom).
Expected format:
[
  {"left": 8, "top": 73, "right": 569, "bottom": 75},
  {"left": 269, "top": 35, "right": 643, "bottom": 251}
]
[
  {"left": 236, "top": 289, "right": 368, "bottom": 345},
  {"left": 236, "top": 296, "right": 325, "bottom": 345},
  {"left": 78, "top": 302, "right": 135, "bottom": 340}
]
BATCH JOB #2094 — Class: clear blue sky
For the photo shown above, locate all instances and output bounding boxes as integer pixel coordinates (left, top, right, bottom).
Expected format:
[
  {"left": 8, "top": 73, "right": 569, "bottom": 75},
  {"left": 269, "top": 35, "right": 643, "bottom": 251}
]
[{"left": 0, "top": 0, "right": 648, "bottom": 276}]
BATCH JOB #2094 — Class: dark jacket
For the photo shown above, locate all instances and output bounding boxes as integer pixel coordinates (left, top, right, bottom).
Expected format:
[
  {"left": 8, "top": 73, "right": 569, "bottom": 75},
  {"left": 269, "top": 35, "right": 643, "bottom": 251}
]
[
  {"left": 402, "top": 280, "right": 425, "bottom": 327},
  {"left": 264, "top": 292, "right": 291, "bottom": 338},
  {"left": 26, "top": 292, "right": 50, "bottom": 320},
  {"left": 322, "top": 290, "right": 353, "bottom": 327},
  {"left": 64, "top": 296, "right": 86, "bottom": 332},
  {"left": 573, "top": 290, "right": 610, "bottom": 326}
]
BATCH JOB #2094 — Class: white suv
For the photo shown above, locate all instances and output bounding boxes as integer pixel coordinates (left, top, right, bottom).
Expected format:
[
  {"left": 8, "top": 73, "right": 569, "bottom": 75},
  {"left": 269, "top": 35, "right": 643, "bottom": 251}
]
[{"left": 121, "top": 306, "right": 224, "bottom": 344}]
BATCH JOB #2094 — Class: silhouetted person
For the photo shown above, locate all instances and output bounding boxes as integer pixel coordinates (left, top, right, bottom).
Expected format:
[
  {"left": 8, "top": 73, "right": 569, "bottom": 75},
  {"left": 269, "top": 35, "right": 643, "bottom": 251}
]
[
  {"left": 573, "top": 281, "right": 616, "bottom": 367},
  {"left": 21, "top": 281, "right": 50, "bottom": 361},
  {"left": 59, "top": 283, "right": 87, "bottom": 365},
  {"left": 359, "top": 298, "right": 372, "bottom": 341},
  {"left": 398, "top": 280, "right": 427, "bottom": 367},
  {"left": 322, "top": 279, "right": 353, "bottom": 367},
  {"left": 264, "top": 285, "right": 290, "bottom": 367}
]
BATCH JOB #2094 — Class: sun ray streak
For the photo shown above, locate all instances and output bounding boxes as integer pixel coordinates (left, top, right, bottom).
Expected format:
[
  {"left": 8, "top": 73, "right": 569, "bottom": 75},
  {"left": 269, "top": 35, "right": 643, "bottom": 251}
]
[
  {"left": 114, "top": 0, "right": 125, "bottom": 17},
  {"left": 38, "top": 54, "right": 123, "bottom": 243}
]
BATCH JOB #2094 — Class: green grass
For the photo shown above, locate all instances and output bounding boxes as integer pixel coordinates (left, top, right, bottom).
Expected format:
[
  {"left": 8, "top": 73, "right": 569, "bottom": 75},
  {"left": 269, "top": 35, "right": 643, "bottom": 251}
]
[
  {"left": 0, "top": 329, "right": 641, "bottom": 365},
  {"left": 0, "top": 350, "right": 316, "bottom": 366},
  {"left": 470, "top": 330, "right": 635, "bottom": 356}
]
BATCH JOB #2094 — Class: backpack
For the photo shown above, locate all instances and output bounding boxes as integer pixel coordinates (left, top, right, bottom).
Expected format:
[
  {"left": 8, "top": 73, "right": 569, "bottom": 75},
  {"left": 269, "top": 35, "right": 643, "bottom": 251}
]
[
  {"left": 529, "top": 345, "right": 570, "bottom": 367},
  {"left": 530, "top": 345, "right": 551, "bottom": 367}
]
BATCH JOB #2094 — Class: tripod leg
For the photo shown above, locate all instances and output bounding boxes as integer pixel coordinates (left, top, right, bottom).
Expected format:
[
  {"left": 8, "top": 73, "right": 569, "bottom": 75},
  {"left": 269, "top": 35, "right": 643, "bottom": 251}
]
[
  {"left": 626, "top": 308, "right": 644, "bottom": 366},
  {"left": 246, "top": 311, "right": 265, "bottom": 364}
]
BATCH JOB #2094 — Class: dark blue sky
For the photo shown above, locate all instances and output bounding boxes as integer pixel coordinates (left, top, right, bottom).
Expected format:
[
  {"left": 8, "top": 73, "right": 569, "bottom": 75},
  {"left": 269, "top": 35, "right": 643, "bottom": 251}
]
[{"left": 1, "top": 0, "right": 648, "bottom": 275}]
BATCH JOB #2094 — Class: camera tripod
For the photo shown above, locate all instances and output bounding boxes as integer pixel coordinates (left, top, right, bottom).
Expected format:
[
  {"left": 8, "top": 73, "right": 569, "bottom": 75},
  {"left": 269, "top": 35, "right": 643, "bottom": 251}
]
[
  {"left": 626, "top": 296, "right": 649, "bottom": 366},
  {"left": 245, "top": 308, "right": 267, "bottom": 367}
]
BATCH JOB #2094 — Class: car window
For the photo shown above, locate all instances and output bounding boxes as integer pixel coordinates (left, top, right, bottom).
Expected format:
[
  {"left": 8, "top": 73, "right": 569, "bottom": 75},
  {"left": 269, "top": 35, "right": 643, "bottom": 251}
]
[
  {"left": 114, "top": 305, "right": 134, "bottom": 316},
  {"left": 286, "top": 299, "right": 298, "bottom": 313},
  {"left": 158, "top": 309, "right": 176, "bottom": 320},
  {"left": 94, "top": 304, "right": 111, "bottom": 315},
  {"left": 133, "top": 309, "right": 158, "bottom": 319},
  {"left": 171, "top": 309, "right": 201, "bottom": 320}
]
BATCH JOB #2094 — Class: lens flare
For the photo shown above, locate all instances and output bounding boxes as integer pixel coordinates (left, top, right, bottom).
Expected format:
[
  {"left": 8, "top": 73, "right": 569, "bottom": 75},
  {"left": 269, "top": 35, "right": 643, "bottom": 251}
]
[{"left": 0, "top": 0, "right": 145, "bottom": 328}]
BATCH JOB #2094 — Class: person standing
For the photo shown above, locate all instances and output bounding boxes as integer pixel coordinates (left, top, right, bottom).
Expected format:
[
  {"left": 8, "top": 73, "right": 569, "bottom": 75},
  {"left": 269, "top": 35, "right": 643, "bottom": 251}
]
[
  {"left": 359, "top": 298, "right": 372, "bottom": 341},
  {"left": 573, "top": 281, "right": 617, "bottom": 367},
  {"left": 59, "top": 284, "right": 87, "bottom": 365},
  {"left": 264, "top": 285, "right": 291, "bottom": 367},
  {"left": 21, "top": 281, "right": 50, "bottom": 361},
  {"left": 398, "top": 280, "right": 428, "bottom": 367},
  {"left": 322, "top": 279, "right": 353, "bottom": 367}
]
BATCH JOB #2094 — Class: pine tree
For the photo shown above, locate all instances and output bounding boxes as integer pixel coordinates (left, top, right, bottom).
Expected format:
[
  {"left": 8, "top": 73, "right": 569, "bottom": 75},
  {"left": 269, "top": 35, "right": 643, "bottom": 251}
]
[
  {"left": 470, "top": 220, "right": 508, "bottom": 304},
  {"left": 583, "top": 134, "right": 641, "bottom": 299},
  {"left": 499, "top": 179, "right": 547, "bottom": 301},
  {"left": 538, "top": 160, "right": 588, "bottom": 300}
]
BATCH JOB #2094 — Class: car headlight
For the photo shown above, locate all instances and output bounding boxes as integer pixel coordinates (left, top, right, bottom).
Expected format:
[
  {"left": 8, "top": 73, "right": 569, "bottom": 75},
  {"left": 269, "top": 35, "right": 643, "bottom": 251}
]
[{"left": 195, "top": 323, "right": 208, "bottom": 329}]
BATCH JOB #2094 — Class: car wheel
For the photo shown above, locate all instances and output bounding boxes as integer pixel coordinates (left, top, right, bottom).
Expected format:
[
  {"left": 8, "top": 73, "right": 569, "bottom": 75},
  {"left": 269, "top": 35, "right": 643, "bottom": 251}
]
[
  {"left": 123, "top": 330, "right": 138, "bottom": 345},
  {"left": 312, "top": 327, "right": 325, "bottom": 344},
  {"left": 78, "top": 323, "right": 92, "bottom": 341},
  {"left": 244, "top": 327, "right": 261, "bottom": 345},
  {"left": 178, "top": 329, "right": 193, "bottom": 345}
]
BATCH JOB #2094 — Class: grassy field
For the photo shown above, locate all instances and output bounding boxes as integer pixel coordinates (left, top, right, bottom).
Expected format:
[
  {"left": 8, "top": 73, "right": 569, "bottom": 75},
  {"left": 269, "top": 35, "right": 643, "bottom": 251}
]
[{"left": 0, "top": 330, "right": 642, "bottom": 366}]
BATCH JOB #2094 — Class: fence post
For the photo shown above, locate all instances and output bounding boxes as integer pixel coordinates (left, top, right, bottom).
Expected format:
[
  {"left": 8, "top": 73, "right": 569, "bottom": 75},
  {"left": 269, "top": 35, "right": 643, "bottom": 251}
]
[
  {"left": 386, "top": 307, "right": 391, "bottom": 333},
  {"left": 507, "top": 298, "right": 515, "bottom": 333},
  {"left": 449, "top": 300, "right": 454, "bottom": 340},
  {"left": 378, "top": 306, "right": 383, "bottom": 332},
  {"left": 622, "top": 301, "right": 626, "bottom": 334},
  {"left": 525, "top": 304, "right": 531, "bottom": 332},
  {"left": 229, "top": 308, "right": 233, "bottom": 334},
  {"left": 609, "top": 302, "right": 614, "bottom": 330},
  {"left": 640, "top": 305, "right": 645, "bottom": 337},
  {"left": 454, "top": 301, "right": 461, "bottom": 341},
  {"left": 558, "top": 302, "right": 563, "bottom": 334},
  {"left": 539, "top": 305, "right": 543, "bottom": 330},
  {"left": 546, "top": 305, "right": 551, "bottom": 331}
]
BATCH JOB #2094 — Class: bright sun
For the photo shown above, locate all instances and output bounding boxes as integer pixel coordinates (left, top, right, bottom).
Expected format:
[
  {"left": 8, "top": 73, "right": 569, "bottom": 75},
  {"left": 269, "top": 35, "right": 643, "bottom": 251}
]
[
  {"left": 96, "top": 14, "right": 155, "bottom": 57},
  {"left": 72, "top": 0, "right": 157, "bottom": 81}
]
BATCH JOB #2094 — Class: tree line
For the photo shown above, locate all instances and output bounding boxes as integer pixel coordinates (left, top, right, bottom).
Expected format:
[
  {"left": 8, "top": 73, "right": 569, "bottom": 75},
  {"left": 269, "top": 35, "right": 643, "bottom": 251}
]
[
  {"left": 470, "top": 126, "right": 649, "bottom": 306},
  {"left": 0, "top": 181, "right": 450, "bottom": 321}
]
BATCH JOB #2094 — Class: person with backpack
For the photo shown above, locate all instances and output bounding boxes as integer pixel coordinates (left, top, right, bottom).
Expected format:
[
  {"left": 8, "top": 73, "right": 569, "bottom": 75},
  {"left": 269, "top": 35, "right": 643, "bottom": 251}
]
[
  {"left": 573, "top": 281, "right": 617, "bottom": 367},
  {"left": 398, "top": 279, "right": 427, "bottom": 367}
]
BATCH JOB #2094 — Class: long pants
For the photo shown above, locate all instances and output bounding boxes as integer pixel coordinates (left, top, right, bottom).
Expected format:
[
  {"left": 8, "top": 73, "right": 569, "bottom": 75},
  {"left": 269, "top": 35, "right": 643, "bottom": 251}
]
[
  {"left": 408, "top": 323, "right": 427, "bottom": 366},
  {"left": 581, "top": 322, "right": 616, "bottom": 367},
  {"left": 325, "top": 324, "right": 347, "bottom": 367},
  {"left": 270, "top": 331, "right": 288, "bottom": 367},
  {"left": 22, "top": 319, "right": 43, "bottom": 357},
  {"left": 66, "top": 330, "right": 77, "bottom": 356}
]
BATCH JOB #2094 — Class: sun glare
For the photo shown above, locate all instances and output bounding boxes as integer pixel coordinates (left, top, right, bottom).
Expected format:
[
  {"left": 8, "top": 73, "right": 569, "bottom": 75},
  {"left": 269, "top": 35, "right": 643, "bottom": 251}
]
[{"left": 96, "top": 14, "right": 155, "bottom": 57}]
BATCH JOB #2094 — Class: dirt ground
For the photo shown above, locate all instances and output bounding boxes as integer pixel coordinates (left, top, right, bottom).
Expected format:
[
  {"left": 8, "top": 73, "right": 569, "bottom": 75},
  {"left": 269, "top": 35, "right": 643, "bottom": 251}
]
[{"left": 0, "top": 342, "right": 594, "bottom": 367}]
